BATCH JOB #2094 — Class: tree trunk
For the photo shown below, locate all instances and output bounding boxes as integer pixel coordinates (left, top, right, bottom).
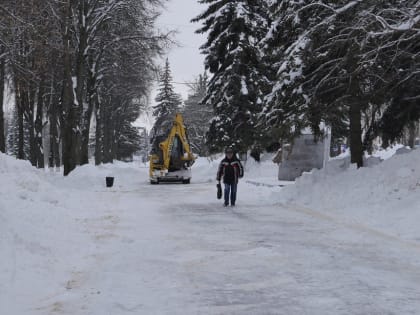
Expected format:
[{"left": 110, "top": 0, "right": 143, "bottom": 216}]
[
  {"left": 28, "top": 85, "right": 36, "bottom": 166},
  {"left": 80, "top": 70, "right": 95, "bottom": 165},
  {"left": 17, "top": 99, "right": 25, "bottom": 159},
  {"left": 408, "top": 121, "right": 416, "bottom": 149},
  {"left": 349, "top": 101, "right": 363, "bottom": 168},
  {"left": 62, "top": 74, "right": 76, "bottom": 175},
  {"left": 346, "top": 44, "right": 363, "bottom": 168},
  {"left": 80, "top": 102, "right": 94, "bottom": 165},
  {"left": 61, "top": 0, "right": 76, "bottom": 176},
  {"left": 49, "top": 97, "right": 60, "bottom": 168},
  {"left": 71, "top": 0, "right": 88, "bottom": 166},
  {"left": 15, "top": 80, "right": 25, "bottom": 159},
  {"left": 113, "top": 100, "right": 124, "bottom": 161},
  {"left": 0, "top": 56, "right": 5, "bottom": 153},
  {"left": 35, "top": 77, "right": 45, "bottom": 168},
  {"left": 48, "top": 110, "right": 56, "bottom": 168},
  {"left": 94, "top": 101, "right": 103, "bottom": 165},
  {"left": 47, "top": 73, "right": 59, "bottom": 168},
  {"left": 102, "top": 100, "right": 113, "bottom": 163}
]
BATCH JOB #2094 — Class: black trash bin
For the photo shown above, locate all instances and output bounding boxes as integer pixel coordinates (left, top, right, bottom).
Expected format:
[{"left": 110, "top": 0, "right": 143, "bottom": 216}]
[{"left": 106, "top": 176, "right": 114, "bottom": 187}]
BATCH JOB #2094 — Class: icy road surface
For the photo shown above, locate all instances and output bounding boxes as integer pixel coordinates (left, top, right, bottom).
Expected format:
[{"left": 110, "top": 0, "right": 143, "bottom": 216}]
[{"left": 2, "top": 164, "right": 420, "bottom": 315}]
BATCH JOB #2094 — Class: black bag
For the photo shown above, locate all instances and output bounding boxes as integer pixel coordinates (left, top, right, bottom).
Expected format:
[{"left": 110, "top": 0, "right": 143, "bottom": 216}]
[{"left": 216, "top": 183, "right": 222, "bottom": 199}]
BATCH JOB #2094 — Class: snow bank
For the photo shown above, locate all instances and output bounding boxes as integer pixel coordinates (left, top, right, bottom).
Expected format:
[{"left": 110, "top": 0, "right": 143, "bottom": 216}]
[
  {"left": 54, "top": 160, "right": 148, "bottom": 191},
  {"left": 191, "top": 155, "right": 222, "bottom": 183},
  {"left": 277, "top": 148, "right": 420, "bottom": 241},
  {"left": 0, "top": 153, "right": 89, "bottom": 313},
  {"left": 0, "top": 154, "right": 130, "bottom": 313}
]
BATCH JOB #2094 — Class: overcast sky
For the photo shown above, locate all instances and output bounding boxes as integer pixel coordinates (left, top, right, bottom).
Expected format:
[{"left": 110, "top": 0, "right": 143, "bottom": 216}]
[
  {"left": 154, "top": 0, "right": 206, "bottom": 100},
  {"left": 136, "top": 0, "right": 206, "bottom": 130}
]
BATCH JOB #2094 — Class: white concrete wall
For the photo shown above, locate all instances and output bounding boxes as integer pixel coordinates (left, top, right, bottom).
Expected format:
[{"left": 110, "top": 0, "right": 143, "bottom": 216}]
[{"left": 278, "top": 134, "right": 330, "bottom": 181}]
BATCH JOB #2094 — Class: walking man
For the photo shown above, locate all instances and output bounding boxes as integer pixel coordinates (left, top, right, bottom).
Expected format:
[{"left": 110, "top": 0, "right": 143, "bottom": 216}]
[{"left": 216, "top": 147, "right": 244, "bottom": 206}]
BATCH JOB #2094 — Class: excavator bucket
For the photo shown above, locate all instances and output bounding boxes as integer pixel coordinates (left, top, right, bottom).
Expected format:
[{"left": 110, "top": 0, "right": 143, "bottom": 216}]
[{"left": 149, "top": 113, "right": 195, "bottom": 184}]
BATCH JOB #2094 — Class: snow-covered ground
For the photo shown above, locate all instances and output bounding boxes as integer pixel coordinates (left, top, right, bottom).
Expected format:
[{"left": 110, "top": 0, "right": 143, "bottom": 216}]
[{"left": 1, "top": 148, "right": 420, "bottom": 314}]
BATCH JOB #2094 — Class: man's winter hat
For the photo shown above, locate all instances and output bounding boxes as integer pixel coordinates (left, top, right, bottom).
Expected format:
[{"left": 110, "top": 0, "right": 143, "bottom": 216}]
[{"left": 225, "top": 147, "right": 234, "bottom": 153}]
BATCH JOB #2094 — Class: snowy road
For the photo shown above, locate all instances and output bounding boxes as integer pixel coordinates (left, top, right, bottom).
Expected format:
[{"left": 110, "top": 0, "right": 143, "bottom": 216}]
[{"left": 3, "top": 163, "right": 420, "bottom": 314}]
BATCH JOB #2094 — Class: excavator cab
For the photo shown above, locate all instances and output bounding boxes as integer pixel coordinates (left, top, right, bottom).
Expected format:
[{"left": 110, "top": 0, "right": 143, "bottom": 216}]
[{"left": 149, "top": 113, "right": 195, "bottom": 184}]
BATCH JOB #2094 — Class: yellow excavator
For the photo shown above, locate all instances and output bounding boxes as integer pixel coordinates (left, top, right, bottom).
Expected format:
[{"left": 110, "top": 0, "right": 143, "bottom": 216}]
[{"left": 149, "top": 113, "right": 195, "bottom": 184}]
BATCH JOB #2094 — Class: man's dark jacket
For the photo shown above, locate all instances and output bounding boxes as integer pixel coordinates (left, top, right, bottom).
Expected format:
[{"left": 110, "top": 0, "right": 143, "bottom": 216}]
[{"left": 217, "top": 156, "right": 244, "bottom": 184}]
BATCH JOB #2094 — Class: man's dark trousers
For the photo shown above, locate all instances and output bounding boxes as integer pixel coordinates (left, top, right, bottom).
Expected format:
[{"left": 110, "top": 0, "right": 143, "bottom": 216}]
[{"left": 224, "top": 183, "right": 237, "bottom": 206}]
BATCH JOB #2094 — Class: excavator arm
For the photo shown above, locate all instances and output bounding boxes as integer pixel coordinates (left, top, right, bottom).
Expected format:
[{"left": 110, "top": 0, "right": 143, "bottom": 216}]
[{"left": 149, "top": 113, "right": 195, "bottom": 184}]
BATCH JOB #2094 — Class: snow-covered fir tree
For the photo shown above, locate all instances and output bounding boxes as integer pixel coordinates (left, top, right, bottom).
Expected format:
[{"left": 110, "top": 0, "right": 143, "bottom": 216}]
[
  {"left": 150, "top": 58, "right": 182, "bottom": 146},
  {"left": 115, "top": 99, "right": 143, "bottom": 161},
  {"left": 369, "top": 0, "right": 420, "bottom": 147},
  {"left": 193, "top": 0, "right": 269, "bottom": 154},
  {"left": 295, "top": 0, "right": 420, "bottom": 165},
  {"left": 260, "top": 0, "right": 419, "bottom": 166},
  {"left": 257, "top": 0, "right": 309, "bottom": 149},
  {"left": 260, "top": 0, "right": 352, "bottom": 142},
  {"left": 181, "top": 72, "right": 212, "bottom": 155}
]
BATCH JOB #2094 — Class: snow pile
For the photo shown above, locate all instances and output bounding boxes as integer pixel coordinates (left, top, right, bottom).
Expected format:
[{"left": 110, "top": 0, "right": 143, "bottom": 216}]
[
  {"left": 0, "top": 153, "right": 90, "bottom": 314},
  {"left": 0, "top": 153, "right": 145, "bottom": 314},
  {"left": 277, "top": 148, "right": 420, "bottom": 241},
  {"left": 0, "top": 153, "right": 71, "bottom": 214},
  {"left": 0, "top": 153, "right": 50, "bottom": 197},
  {"left": 191, "top": 155, "right": 222, "bottom": 183},
  {"left": 54, "top": 159, "right": 149, "bottom": 191}
]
